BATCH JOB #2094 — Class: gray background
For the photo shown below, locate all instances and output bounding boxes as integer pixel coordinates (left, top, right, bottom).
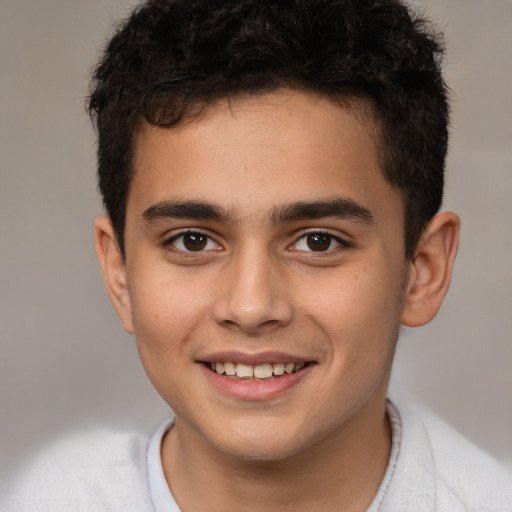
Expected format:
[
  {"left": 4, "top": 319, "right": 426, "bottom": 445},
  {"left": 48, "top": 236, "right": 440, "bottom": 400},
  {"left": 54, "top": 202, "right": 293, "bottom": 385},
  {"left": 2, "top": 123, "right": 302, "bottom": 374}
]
[{"left": 1, "top": 0, "right": 511, "bottom": 484}]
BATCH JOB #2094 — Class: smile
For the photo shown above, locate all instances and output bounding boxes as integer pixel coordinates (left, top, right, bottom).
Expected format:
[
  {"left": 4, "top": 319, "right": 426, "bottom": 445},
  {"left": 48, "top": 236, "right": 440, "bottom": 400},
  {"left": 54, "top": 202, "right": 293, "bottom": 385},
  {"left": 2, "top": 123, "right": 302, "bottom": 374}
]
[
  {"left": 208, "top": 362, "right": 307, "bottom": 380},
  {"left": 200, "top": 357, "right": 316, "bottom": 400}
]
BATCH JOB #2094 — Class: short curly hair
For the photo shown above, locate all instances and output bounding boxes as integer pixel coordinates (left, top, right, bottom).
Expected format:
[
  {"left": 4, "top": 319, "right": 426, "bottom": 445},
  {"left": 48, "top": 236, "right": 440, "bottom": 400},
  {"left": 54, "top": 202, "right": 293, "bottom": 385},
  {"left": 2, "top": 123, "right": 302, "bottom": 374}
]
[{"left": 88, "top": 0, "right": 449, "bottom": 259}]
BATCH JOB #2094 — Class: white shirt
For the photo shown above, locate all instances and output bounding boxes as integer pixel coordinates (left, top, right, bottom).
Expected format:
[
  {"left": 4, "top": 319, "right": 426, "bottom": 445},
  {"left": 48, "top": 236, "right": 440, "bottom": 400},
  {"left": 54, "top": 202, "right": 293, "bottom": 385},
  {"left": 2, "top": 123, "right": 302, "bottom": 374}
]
[{"left": 3, "top": 400, "right": 512, "bottom": 511}]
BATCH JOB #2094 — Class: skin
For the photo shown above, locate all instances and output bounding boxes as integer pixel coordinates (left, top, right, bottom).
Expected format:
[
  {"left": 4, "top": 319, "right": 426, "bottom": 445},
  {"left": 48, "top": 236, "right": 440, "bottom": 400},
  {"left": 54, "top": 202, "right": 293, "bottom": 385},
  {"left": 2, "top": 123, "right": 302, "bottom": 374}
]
[{"left": 96, "top": 90, "right": 459, "bottom": 511}]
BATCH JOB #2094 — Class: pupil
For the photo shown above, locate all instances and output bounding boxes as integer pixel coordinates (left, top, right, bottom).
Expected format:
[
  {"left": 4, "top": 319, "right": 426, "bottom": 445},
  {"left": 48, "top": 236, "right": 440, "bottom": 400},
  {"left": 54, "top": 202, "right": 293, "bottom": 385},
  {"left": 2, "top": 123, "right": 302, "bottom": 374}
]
[
  {"left": 184, "top": 233, "right": 207, "bottom": 251},
  {"left": 307, "top": 234, "right": 331, "bottom": 251}
]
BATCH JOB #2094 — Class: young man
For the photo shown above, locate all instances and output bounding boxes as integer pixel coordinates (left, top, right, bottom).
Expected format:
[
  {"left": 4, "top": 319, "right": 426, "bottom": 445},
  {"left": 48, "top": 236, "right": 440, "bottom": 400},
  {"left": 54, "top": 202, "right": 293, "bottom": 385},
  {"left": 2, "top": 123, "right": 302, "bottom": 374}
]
[{"left": 3, "top": 0, "right": 512, "bottom": 510}]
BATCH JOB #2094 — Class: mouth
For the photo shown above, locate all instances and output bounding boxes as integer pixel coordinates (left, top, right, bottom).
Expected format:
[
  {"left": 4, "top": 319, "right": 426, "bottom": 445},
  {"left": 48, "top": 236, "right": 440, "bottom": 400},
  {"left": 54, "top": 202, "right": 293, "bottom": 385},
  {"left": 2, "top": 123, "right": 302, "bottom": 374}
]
[
  {"left": 198, "top": 352, "right": 317, "bottom": 400},
  {"left": 203, "top": 361, "right": 313, "bottom": 381}
]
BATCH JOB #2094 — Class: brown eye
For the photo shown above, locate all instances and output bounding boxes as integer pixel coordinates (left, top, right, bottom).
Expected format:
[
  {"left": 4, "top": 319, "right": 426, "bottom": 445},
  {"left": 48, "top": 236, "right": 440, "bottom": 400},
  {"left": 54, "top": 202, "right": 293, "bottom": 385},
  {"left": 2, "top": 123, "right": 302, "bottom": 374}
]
[
  {"left": 306, "top": 233, "right": 333, "bottom": 251},
  {"left": 291, "top": 232, "right": 346, "bottom": 253},
  {"left": 167, "top": 231, "right": 220, "bottom": 252},
  {"left": 183, "top": 233, "right": 207, "bottom": 251}
]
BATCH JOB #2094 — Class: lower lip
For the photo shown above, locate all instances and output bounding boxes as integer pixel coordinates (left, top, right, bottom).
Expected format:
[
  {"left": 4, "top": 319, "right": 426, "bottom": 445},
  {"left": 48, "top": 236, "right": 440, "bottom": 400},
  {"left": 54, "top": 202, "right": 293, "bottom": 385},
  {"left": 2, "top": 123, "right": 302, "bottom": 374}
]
[{"left": 200, "top": 364, "right": 314, "bottom": 401}]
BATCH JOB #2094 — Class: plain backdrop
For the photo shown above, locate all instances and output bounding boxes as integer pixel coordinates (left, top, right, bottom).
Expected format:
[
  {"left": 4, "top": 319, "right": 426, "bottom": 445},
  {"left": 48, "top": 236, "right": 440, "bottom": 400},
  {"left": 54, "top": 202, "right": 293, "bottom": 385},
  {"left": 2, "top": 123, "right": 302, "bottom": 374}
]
[{"left": 1, "top": 0, "right": 511, "bottom": 484}]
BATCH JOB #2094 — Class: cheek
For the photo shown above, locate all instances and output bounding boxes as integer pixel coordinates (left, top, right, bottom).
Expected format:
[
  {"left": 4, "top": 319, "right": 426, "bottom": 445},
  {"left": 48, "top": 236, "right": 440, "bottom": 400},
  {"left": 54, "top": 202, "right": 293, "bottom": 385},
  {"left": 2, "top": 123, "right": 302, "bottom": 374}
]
[
  {"left": 126, "top": 268, "right": 211, "bottom": 406},
  {"left": 128, "top": 265, "right": 212, "bottom": 354},
  {"left": 300, "top": 263, "right": 404, "bottom": 353}
]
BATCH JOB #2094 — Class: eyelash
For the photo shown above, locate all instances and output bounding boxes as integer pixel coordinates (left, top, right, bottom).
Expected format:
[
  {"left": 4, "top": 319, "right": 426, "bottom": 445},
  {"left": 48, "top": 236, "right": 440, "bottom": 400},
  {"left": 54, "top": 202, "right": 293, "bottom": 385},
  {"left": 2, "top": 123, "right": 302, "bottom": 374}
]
[
  {"left": 290, "top": 231, "right": 351, "bottom": 254},
  {"left": 164, "top": 230, "right": 221, "bottom": 253},
  {"left": 163, "top": 229, "right": 351, "bottom": 255}
]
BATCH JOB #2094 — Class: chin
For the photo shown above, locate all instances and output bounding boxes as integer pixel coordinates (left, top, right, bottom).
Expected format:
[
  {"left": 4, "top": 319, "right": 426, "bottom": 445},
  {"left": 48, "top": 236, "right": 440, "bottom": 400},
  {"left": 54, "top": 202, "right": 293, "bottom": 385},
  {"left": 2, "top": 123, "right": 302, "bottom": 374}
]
[
  {"left": 203, "top": 418, "right": 314, "bottom": 463},
  {"left": 216, "top": 438, "right": 301, "bottom": 463}
]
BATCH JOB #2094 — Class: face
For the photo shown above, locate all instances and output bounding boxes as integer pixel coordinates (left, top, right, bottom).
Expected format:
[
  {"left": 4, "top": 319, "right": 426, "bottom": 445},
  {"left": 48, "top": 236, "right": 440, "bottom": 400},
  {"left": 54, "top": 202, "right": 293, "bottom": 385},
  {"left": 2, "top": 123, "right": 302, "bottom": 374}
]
[{"left": 118, "top": 91, "right": 408, "bottom": 461}]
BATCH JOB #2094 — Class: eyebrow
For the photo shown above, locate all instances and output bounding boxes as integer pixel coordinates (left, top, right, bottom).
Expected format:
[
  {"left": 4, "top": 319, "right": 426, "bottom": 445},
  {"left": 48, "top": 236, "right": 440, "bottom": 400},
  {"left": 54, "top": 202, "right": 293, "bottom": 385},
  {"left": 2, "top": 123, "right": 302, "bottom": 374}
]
[
  {"left": 269, "top": 198, "right": 374, "bottom": 226},
  {"left": 142, "top": 200, "right": 230, "bottom": 223},
  {"left": 142, "top": 197, "right": 373, "bottom": 226}
]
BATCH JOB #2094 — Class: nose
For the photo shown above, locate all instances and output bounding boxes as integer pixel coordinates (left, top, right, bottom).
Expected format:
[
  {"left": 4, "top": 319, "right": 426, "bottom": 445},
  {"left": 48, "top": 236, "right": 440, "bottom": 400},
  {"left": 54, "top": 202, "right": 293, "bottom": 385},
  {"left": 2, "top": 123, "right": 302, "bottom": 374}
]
[{"left": 212, "top": 245, "right": 293, "bottom": 335}]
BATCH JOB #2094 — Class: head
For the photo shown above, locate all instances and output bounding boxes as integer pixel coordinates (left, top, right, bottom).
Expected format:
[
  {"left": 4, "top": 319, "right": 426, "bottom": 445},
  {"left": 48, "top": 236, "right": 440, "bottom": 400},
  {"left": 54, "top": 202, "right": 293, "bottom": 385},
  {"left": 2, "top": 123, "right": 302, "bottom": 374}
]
[
  {"left": 88, "top": 0, "right": 449, "bottom": 261},
  {"left": 90, "top": 0, "right": 459, "bottom": 464}
]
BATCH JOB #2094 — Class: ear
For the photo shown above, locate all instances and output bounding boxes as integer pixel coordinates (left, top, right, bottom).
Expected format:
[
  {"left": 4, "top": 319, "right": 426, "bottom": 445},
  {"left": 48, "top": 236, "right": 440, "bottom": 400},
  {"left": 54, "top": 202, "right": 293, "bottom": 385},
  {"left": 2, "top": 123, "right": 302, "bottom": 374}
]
[
  {"left": 94, "top": 215, "right": 134, "bottom": 333},
  {"left": 401, "top": 211, "right": 460, "bottom": 327}
]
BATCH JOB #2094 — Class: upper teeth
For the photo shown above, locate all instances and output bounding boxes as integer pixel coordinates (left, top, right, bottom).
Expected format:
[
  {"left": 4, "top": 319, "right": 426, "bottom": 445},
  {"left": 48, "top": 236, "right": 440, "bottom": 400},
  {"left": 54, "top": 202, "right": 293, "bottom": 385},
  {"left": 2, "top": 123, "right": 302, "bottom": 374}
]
[{"left": 211, "top": 362, "right": 305, "bottom": 378}]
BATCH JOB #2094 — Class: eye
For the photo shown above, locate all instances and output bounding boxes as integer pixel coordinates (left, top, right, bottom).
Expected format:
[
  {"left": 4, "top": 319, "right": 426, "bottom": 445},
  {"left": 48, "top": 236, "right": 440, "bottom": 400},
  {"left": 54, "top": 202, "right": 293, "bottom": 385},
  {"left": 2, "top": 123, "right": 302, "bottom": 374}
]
[
  {"left": 166, "top": 231, "right": 221, "bottom": 252},
  {"left": 292, "top": 232, "right": 346, "bottom": 252}
]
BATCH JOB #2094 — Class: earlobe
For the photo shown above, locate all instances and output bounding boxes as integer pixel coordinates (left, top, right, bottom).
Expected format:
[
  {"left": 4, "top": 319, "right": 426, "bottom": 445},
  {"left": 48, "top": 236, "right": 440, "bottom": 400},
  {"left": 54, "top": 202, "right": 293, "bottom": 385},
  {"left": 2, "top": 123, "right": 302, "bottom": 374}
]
[
  {"left": 94, "top": 215, "right": 134, "bottom": 334},
  {"left": 401, "top": 211, "right": 460, "bottom": 327}
]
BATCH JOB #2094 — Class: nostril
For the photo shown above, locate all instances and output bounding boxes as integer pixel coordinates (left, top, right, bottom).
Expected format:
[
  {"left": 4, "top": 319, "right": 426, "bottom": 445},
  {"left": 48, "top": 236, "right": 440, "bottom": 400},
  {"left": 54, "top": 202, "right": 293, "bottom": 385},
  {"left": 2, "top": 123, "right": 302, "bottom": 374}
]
[{"left": 225, "top": 319, "right": 284, "bottom": 336}]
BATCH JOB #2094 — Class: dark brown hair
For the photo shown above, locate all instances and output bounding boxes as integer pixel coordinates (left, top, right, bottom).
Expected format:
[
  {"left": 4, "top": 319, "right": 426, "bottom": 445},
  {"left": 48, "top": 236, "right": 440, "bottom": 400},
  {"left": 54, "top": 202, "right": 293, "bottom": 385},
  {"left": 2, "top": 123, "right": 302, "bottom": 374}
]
[{"left": 88, "top": 0, "right": 449, "bottom": 259}]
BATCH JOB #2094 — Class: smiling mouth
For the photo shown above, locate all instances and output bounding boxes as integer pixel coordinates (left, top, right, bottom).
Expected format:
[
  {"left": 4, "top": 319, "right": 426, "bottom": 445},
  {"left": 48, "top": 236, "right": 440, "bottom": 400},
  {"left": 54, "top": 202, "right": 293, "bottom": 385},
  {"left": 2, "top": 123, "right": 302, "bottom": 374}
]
[{"left": 204, "top": 361, "right": 312, "bottom": 381}]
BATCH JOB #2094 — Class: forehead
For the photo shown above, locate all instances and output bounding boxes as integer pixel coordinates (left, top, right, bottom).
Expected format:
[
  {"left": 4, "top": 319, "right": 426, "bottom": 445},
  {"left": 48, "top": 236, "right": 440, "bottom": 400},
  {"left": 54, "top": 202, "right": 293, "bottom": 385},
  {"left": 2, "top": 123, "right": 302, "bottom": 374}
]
[{"left": 128, "top": 90, "right": 401, "bottom": 225}]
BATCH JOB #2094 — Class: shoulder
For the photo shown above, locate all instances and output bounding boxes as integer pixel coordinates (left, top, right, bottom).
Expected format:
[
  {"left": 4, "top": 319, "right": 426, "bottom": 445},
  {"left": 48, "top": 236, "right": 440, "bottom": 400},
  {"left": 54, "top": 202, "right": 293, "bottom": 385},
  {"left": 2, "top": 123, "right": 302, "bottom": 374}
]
[
  {"left": 416, "top": 408, "right": 512, "bottom": 509},
  {"left": 1, "top": 427, "right": 154, "bottom": 512},
  {"left": 390, "top": 401, "right": 512, "bottom": 511}
]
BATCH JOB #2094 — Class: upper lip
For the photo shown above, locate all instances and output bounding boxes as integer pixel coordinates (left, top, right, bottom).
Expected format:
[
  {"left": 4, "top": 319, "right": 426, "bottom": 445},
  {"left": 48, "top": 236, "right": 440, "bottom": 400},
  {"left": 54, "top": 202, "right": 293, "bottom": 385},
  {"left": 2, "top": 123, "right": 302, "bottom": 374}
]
[{"left": 198, "top": 351, "right": 314, "bottom": 365}]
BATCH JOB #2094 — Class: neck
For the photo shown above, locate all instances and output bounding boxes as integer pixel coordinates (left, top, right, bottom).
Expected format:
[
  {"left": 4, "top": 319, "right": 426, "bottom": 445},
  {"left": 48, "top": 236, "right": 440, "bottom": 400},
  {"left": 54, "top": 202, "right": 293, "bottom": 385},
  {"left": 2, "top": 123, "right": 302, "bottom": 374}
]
[{"left": 162, "top": 397, "right": 392, "bottom": 512}]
